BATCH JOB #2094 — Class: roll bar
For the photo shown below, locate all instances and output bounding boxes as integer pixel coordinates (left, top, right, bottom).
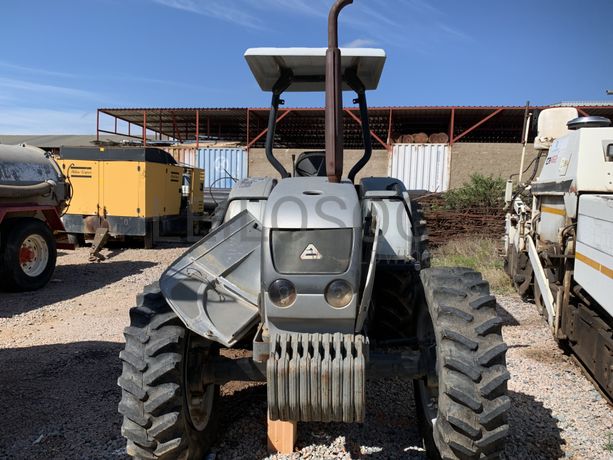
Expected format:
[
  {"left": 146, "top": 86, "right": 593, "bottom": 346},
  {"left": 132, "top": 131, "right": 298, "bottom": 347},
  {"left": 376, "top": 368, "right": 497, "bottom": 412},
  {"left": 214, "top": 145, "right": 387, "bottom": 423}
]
[
  {"left": 265, "top": 69, "right": 293, "bottom": 179},
  {"left": 263, "top": 0, "right": 374, "bottom": 183}
]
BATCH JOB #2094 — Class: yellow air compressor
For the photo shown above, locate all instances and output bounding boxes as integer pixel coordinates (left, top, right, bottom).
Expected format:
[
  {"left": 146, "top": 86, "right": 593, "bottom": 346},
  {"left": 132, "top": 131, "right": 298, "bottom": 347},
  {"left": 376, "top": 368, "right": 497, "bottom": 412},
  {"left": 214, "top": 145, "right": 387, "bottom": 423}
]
[{"left": 58, "top": 146, "right": 205, "bottom": 248}]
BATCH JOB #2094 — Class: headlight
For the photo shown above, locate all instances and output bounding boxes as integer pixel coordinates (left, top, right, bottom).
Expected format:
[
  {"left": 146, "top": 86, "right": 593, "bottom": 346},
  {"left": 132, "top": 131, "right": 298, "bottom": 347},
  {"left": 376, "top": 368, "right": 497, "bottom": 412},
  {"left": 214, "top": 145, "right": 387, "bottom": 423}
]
[
  {"left": 325, "top": 280, "right": 353, "bottom": 308},
  {"left": 269, "top": 279, "right": 297, "bottom": 308}
]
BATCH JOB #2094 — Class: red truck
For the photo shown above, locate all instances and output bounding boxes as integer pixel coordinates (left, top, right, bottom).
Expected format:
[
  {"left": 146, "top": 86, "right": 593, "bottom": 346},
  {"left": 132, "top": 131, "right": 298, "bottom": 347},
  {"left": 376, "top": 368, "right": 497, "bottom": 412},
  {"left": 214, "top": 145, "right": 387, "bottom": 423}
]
[{"left": 0, "top": 144, "right": 72, "bottom": 291}]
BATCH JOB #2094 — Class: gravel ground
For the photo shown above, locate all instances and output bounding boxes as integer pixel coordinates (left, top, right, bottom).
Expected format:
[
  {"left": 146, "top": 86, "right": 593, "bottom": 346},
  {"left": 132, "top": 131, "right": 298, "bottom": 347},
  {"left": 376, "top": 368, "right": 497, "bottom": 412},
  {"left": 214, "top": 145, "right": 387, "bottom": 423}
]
[{"left": 0, "top": 247, "right": 612, "bottom": 459}]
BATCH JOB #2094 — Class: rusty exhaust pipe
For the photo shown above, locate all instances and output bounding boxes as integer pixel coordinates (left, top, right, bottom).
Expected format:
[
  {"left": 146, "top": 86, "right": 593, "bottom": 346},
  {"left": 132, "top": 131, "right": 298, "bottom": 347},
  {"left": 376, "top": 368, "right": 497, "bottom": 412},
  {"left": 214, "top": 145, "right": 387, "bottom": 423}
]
[{"left": 325, "top": 0, "right": 353, "bottom": 183}]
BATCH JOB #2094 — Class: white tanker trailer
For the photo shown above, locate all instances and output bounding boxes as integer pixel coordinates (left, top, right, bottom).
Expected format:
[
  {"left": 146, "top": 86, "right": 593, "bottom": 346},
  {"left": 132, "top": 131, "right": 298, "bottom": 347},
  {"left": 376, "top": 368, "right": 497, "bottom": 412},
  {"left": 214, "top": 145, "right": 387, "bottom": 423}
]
[
  {"left": 505, "top": 108, "right": 613, "bottom": 398},
  {"left": 0, "top": 144, "right": 72, "bottom": 291}
]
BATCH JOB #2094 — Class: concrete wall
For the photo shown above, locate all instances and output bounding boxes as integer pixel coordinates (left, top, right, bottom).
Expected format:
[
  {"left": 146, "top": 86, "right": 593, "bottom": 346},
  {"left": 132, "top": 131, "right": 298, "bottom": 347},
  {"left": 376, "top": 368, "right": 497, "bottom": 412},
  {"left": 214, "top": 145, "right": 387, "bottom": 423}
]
[
  {"left": 248, "top": 148, "right": 389, "bottom": 181},
  {"left": 449, "top": 143, "right": 538, "bottom": 188},
  {"left": 248, "top": 143, "right": 540, "bottom": 189}
]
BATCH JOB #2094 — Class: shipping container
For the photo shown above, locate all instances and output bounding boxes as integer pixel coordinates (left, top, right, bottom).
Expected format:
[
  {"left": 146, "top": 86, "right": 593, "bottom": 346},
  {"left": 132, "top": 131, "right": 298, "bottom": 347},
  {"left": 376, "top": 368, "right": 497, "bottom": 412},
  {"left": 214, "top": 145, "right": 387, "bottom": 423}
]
[
  {"left": 198, "top": 148, "right": 248, "bottom": 188},
  {"left": 388, "top": 143, "right": 450, "bottom": 192},
  {"left": 164, "top": 146, "right": 198, "bottom": 167}
]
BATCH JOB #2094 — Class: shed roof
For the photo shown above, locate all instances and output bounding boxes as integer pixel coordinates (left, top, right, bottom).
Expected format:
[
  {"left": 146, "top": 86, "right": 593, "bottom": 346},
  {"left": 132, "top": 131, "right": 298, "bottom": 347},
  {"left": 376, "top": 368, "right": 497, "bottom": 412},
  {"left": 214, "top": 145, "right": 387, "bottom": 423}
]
[{"left": 96, "top": 104, "right": 613, "bottom": 149}]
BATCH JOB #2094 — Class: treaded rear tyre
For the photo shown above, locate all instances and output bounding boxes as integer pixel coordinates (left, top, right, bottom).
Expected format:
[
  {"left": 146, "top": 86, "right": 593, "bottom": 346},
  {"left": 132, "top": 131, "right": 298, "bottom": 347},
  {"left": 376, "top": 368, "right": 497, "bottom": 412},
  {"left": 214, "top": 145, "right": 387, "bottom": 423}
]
[
  {"left": 416, "top": 267, "right": 510, "bottom": 460},
  {"left": 118, "top": 283, "right": 220, "bottom": 459},
  {"left": 370, "top": 268, "right": 421, "bottom": 341},
  {"left": 370, "top": 199, "right": 430, "bottom": 343},
  {"left": 409, "top": 200, "right": 431, "bottom": 269}
]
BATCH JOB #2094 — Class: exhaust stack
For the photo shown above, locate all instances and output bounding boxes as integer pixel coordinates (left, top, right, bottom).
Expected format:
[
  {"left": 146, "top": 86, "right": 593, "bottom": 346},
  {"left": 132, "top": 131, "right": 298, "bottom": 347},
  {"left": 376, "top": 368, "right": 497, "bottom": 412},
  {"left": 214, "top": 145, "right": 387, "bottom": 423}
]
[{"left": 325, "top": 0, "right": 352, "bottom": 183}]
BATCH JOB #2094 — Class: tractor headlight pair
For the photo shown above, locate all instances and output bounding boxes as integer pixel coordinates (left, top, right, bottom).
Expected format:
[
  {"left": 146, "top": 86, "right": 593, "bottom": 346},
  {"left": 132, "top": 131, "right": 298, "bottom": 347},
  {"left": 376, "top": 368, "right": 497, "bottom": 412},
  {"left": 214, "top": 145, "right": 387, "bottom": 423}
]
[{"left": 268, "top": 279, "right": 352, "bottom": 309}]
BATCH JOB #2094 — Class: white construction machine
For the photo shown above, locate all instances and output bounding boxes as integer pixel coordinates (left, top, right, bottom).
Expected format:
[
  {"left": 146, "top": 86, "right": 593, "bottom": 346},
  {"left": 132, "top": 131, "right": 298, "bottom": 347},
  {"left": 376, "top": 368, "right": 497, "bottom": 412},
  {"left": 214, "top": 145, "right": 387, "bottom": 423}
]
[{"left": 505, "top": 107, "right": 613, "bottom": 398}]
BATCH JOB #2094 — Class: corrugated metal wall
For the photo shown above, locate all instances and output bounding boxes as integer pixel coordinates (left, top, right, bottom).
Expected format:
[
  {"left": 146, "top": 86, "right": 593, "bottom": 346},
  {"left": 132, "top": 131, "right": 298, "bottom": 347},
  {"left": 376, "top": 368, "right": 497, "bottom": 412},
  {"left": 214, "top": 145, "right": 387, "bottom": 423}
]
[
  {"left": 198, "top": 148, "right": 248, "bottom": 188},
  {"left": 389, "top": 144, "right": 450, "bottom": 192}
]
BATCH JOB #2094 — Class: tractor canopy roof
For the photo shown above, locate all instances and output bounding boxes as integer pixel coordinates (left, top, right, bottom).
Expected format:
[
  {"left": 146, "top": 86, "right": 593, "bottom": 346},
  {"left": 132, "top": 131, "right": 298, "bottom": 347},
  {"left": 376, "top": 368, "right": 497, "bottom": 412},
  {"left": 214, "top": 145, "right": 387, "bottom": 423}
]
[{"left": 244, "top": 47, "right": 386, "bottom": 93}]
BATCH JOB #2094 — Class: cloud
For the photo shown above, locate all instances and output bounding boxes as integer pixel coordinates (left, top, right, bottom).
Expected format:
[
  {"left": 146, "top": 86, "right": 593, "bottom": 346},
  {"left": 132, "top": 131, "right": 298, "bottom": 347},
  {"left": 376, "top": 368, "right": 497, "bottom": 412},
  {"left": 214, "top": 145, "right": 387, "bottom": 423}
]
[
  {"left": 344, "top": 38, "right": 378, "bottom": 48},
  {"left": 151, "top": 0, "right": 265, "bottom": 29},
  {"left": 253, "top": 0, "right": 328, "bottom": 18},
  {"left": 399, "top": 0, "right": 443, "bottom": 16},
  {"left": 436, "top": 23, "right": 473, "bottom": 42},
  {"left": 0, "top": 77, "right": 101, "bottom": 101},
  {"left": 0, "top": 61, "right": 76, "bottom": 79},
  {"left": 0, "top": 108, "right": 96, "bottom": 134}
]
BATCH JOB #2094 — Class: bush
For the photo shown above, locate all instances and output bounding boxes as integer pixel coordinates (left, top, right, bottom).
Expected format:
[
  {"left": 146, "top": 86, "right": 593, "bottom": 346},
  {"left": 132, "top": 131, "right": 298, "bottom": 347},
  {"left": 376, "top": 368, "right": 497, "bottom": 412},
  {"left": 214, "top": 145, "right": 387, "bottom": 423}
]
[{"left": 444, "top": 174, "right": 506, "bottom": 210}]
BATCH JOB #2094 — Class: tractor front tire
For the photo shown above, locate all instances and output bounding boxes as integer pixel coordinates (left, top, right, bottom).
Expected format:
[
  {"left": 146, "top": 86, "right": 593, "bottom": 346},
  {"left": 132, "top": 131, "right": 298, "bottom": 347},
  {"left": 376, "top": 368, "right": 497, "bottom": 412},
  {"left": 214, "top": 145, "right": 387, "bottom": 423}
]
[
  {"left": 118, "top": 284, "right": 220, "bottom": 459},
  {"left": 415, "top": 268, "right": 510, "bottom": 460}
]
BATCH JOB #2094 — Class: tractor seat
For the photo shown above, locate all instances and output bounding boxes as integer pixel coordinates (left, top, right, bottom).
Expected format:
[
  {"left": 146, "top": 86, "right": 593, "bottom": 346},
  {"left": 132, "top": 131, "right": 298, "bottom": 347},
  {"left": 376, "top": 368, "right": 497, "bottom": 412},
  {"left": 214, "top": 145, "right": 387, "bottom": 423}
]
[{"left": 295, "top": 151, "right": 326, "bottom": 177}]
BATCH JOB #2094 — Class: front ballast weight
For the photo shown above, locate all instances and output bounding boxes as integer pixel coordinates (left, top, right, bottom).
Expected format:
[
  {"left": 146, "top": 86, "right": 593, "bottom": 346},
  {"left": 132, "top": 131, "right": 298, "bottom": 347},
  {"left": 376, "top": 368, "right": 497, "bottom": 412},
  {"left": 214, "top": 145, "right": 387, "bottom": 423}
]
[{"left": 267, "top": 332, "right": 368, "bottom": 423}]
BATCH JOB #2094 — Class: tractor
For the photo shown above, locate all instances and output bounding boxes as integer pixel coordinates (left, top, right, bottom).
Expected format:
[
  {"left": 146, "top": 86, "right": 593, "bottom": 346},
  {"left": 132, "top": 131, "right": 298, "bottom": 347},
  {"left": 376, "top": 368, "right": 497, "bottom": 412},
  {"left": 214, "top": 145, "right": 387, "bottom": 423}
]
[{"left": 118, "top": 1, "right": 510, "bottom": 458}]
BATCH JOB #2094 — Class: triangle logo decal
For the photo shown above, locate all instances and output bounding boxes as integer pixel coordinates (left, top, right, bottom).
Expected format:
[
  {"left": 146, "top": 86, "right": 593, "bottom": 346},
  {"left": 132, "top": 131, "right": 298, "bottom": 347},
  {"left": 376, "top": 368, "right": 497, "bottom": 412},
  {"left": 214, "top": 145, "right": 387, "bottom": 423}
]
[{"left": 300, "top": 243, "right": 322, "bottom": 260}]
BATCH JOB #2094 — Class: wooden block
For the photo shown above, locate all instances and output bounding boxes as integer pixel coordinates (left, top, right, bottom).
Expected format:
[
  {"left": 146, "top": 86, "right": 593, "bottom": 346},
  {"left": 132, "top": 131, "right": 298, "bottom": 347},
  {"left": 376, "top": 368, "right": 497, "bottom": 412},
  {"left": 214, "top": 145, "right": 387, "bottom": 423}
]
[{"left": 267, "top": 417, "right": 297, "bottom": 454}]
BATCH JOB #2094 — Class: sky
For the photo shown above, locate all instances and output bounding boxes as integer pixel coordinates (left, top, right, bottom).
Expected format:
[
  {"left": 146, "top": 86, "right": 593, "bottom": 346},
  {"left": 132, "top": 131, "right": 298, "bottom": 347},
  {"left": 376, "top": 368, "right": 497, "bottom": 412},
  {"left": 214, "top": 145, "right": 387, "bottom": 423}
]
[{"left": 0, "top": 0, "right": 612, "bottom": 134}]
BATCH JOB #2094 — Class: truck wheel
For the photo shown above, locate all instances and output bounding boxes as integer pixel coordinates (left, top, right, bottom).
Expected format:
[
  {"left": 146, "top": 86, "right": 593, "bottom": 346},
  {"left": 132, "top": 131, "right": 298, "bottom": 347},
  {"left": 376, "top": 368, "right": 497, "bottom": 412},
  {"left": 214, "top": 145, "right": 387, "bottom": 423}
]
[
  {"left": 415, "top": 268, "right": 510, "bottom": 460},
  {"left": 0, "top": 218, "right": 57, "bottom": 291},
  {"left": 504, "top": 244, "right": 533, "bottom": 299},
  {"left": 118, "top": 284, "right": 220, "bottom": 459}
]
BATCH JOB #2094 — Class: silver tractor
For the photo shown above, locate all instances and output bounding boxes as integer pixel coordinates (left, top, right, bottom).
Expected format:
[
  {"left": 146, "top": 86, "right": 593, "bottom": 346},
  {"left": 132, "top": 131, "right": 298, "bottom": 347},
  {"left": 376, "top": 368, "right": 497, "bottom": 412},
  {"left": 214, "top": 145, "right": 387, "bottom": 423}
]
[{"left": 118, "top": 1, "right": 510, "bottom": 458}]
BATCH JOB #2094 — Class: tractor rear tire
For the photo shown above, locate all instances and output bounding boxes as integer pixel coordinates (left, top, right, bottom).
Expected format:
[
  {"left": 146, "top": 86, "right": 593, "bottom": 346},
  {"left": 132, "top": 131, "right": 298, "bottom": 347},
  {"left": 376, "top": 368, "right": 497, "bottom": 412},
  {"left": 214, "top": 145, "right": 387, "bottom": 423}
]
[
  {"left": 0, "top": 218, "right": 57, "bottom": 292},
  {"left": 370, "top": 268, "right": 421, "bottom": 342},
  {"left": 118, "top": 283, "right": 220, "bottom": 459},
  {"left": 369, "top": 199, "right": 430, "bottom": 343},
  {"left": 410, "top": 200, "right": 431, "bottom": 269},
  {"left": 415, "top": 267, "right": 510, "bottom": 460}
]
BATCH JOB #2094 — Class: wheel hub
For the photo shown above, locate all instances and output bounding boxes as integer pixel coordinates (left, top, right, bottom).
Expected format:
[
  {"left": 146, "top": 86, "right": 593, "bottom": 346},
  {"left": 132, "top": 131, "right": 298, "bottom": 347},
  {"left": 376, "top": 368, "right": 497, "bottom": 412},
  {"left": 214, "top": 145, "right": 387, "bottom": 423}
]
[
  {"left": 185, "top": 334, "right": 216, "bottom": 431},
  {"left": 19, "top": 234, "right": 49, "bottom": 277}
]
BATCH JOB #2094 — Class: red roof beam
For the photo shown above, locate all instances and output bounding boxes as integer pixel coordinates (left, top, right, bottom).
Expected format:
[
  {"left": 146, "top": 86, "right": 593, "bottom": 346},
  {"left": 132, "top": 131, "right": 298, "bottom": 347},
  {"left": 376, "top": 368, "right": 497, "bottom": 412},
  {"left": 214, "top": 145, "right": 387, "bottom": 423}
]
[
  {"left": 452, "top": 108, "right": 504, "bottom": 144},
  {"left": 246, "top": 109, "right": 294, "bottom": 149},
  {"left": 343, "top": 108, "right": 390, "bottom": 151}
]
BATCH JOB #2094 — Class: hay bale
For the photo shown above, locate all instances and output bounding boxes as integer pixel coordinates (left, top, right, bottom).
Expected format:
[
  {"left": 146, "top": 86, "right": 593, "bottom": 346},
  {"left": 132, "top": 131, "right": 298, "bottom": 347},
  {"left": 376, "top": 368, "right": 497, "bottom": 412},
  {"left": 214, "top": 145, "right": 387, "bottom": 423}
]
[
  {"left": 412, "top": 132, "right": 429, "bottom": 143},
  {"left": 428, "top": 132, "right": 450, "bottom": 143},
  {"left": 394, "top": 134, "right": 415, "bottom": 144}
]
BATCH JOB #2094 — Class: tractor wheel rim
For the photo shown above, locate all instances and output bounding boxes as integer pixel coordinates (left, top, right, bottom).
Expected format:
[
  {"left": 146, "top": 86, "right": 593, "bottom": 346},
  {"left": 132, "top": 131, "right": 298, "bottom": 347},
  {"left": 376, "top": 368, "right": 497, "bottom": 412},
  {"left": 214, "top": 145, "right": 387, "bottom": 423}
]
[
  {"left": 185, "top": 334, "right": 215, "bottom": 431},
  {"left": 19, "top": 234, "right": 49, "bottom": 277}
]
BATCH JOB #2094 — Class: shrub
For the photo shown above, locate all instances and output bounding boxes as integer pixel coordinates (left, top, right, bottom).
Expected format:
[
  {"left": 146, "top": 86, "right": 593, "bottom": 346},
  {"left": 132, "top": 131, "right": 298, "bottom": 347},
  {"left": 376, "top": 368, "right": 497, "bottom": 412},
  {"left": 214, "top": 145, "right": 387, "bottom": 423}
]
[{"left": 444, "top": 174, "right": 506, "bottom": 210}]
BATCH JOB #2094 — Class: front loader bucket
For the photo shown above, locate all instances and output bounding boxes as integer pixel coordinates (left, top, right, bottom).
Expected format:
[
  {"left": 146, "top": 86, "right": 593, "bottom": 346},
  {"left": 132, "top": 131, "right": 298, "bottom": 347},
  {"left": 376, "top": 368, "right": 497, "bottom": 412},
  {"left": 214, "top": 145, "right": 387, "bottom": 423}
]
[{"left": 159, "top": 210, "right": 261, "bottom": 347}]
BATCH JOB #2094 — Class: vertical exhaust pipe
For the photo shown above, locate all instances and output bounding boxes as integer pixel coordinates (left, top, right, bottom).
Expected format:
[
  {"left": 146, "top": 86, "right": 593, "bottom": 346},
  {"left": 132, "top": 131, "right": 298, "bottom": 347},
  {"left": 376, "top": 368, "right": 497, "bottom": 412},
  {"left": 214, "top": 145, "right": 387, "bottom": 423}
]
[{"left": 325, "top": 0, "right": 353, "bottom": 183}]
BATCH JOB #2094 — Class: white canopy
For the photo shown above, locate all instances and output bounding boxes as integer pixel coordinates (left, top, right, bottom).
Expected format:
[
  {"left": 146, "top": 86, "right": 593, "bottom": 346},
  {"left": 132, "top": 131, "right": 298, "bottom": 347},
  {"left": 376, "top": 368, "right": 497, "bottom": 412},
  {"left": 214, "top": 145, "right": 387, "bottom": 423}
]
[{"left": 244, "top": 47, "right": 386, "bottom": 92}]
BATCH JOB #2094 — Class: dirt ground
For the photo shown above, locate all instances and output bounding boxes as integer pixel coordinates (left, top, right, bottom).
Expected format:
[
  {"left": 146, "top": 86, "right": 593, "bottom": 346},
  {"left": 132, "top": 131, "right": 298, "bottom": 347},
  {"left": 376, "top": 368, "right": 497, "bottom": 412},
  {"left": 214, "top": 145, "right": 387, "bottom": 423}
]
[{"left": 0, "top": 247, "right": 612, "bottom": 459}]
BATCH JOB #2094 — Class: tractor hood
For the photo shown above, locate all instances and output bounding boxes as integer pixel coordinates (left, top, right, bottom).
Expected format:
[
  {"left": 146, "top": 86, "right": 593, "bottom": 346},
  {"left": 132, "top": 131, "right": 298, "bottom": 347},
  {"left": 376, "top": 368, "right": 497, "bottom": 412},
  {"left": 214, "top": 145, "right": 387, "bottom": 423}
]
[{"left": 262, "top": 177, "right": 361, "bottom": 229}]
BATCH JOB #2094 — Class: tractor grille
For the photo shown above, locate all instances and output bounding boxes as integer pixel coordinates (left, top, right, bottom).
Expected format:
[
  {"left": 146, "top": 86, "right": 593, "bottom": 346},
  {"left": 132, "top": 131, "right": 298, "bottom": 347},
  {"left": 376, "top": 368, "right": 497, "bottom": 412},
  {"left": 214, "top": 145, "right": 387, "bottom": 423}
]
[{"left": 271, "top": 228, "right": 352, "bottom": 274}]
